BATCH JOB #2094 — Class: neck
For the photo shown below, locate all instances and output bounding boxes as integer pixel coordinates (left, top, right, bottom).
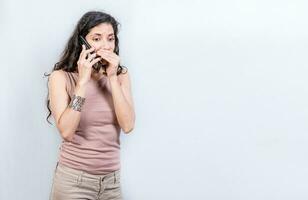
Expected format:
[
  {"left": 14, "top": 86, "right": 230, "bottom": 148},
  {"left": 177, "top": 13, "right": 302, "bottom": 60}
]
[{"left": 91, "top": 69, "right": 106, "bottom": 81}]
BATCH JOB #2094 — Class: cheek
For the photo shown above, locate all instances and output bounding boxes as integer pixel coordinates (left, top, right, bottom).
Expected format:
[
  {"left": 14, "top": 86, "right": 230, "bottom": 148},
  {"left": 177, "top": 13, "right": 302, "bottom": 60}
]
[
  {"left": 111, "top": 42, "right": 116, "bottom": 50},
  {"left": 92, "top": 44, "right": 101, "bottom": 50},
  {"left": 87, "top": 41, "right": 100, "bottom": 50}
]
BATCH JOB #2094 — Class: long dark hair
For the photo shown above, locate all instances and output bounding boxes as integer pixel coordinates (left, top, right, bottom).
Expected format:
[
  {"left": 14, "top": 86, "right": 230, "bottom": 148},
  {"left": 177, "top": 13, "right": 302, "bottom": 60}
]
[{"left": 44, "top": 11, "right": 127, "bottom": 124}]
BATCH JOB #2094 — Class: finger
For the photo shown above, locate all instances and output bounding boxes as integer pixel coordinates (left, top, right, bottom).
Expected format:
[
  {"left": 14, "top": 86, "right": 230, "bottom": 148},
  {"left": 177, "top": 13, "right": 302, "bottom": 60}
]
[
  {"left": 86, "top": 52, "right": 97, "bottom": 62},
  {"left": 96, "top": 52, "right": 109, "bottom": 61},
  {"left": 100, "top": 49, "right": 113, "bottom": 53},
  {"left": 78, "top": 45, "right": 86, "bottom": 60},
  {"left": 85, "top": 47, "right": 95, "bottom": 55},
  {"left": 99, "top": 55, "right": 112, "bottom": 63},
  {"left": 102, "top": 55, "right": 119, "bottom": 65},
  {"left": 100, "top": 49, "right": 117, "bottom": 55},
  {"left": 90, "top": 57, "right": 102, "bottom": 66},
  {"left": 99, "top": 51, "right": 119, "bottom": 60},
  {"left": 97, "top": 49, "right": 111, "bottom": 54},
  {"left": 98, "top": 50, "right": 113, "bottom": 56},
  {"left": 82, "top": 47, "right": 95, "bottom": 60},
  {"left": 98, "top": 51, "right": 114, "bottom": 59},
  {"left": 80, "top": 46, "right": 89, "bottom": 60}
]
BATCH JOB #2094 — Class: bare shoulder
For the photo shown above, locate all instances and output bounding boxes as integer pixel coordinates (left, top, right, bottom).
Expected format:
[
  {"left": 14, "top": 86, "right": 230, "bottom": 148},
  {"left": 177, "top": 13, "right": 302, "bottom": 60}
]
[
  {"left": 49, "top": 69, "right": 66, "bottom": 80},
  {"left": 48, "top": 70, "right": 68, "bottom": 95},
  {"left": 49, "top": 70, "right": 66, "bottom": 85}
]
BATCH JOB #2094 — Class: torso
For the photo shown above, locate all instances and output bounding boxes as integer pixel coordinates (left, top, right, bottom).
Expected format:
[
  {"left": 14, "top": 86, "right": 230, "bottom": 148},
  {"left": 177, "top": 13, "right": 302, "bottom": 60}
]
[{"left": 58, "top": 70, "right": 121, "bottom": 175}]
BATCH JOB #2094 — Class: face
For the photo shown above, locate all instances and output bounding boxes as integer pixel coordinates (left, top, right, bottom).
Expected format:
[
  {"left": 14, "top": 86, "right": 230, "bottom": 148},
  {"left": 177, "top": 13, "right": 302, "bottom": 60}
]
[{"left": 85, "top": 23, "right": 115, "bottom": 52}]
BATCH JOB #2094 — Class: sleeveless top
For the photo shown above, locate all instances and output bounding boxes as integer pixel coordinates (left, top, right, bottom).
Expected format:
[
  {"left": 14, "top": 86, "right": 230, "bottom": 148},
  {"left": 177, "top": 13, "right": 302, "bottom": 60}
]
[{"left": 57, "top": 71, "right": 121, "bottom": 175}]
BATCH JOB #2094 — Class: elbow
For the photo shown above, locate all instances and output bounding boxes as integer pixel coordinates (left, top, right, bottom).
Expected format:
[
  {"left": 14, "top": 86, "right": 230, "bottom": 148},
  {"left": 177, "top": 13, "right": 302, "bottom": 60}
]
[
  {"left": 121, "top": 114, "right": 135, "bottom": 134},
  {"left": 122, "top": 121, "right": 135, "bottom": 134},
  {"left": 123, "top": 126, "right": 134, "bottom": 134},
  {"left": 61, "top": 131, "right": 74, "bottom": 142},
  {"left": 56, "top": 120, "right": 75, "bottom": 142}
]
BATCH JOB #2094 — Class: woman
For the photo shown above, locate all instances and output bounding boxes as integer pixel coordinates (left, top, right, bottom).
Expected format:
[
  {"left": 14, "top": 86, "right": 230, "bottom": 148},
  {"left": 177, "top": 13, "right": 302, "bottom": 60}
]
[{"left": 45, "top": 11, "right": 135, "bottom": 200}]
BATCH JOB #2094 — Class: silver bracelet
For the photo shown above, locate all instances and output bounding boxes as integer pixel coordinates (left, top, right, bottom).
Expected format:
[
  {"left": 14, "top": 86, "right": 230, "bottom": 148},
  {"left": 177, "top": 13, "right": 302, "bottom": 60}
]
[{"left": 68, "top": 95, "right": 85, "bottom": 112}]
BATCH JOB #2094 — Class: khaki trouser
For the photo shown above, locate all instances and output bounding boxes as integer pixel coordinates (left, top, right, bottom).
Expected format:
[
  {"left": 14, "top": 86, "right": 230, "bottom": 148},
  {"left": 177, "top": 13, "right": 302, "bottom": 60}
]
[{"left": 49, "top": 163, "right": 122, "bottom": 200}]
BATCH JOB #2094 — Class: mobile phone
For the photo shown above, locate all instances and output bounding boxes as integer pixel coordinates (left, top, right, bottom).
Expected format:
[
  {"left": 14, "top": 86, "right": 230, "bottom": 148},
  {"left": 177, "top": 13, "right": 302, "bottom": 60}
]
[{"left": 79, "top": 36, "right": 107, "bottom": 72}]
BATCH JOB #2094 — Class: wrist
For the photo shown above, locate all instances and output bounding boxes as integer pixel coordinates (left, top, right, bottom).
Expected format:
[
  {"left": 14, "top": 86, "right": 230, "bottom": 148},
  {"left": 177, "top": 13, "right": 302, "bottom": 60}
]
[
  {"left": 75, "top": 82, "right": 87, "bottom": 97},
  {"left": 77, "top": 80, "right": 88, "bottom": 87},
  {"left": 108, "top": 75, "right": 118, "bottom": 82},
  {"left": 68, "top": 94, "right": 86, "bottom": 112}
]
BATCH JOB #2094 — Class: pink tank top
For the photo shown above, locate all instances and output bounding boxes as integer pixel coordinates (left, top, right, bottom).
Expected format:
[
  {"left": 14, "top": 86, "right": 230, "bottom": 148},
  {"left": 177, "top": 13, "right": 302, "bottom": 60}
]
[{"left": 58, "top": 71, "right": 121, "bottom": 175}]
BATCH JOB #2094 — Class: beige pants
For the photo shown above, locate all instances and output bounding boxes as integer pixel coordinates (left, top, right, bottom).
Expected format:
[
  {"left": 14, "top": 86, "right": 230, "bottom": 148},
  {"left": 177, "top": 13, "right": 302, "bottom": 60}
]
[{"left": 49, "top": 163, "right": 122, "bottom": 200}]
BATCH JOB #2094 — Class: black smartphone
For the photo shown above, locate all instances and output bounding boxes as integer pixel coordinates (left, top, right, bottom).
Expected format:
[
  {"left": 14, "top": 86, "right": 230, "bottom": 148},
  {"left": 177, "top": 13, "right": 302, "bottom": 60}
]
[{"left": 79, "top": 36, "right": 107, "bottom": 72}]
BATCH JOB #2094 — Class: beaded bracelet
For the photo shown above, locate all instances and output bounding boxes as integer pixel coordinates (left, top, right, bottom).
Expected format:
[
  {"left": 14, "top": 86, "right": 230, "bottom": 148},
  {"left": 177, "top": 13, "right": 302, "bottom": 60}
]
[{"left": 68, "top": 94, "right": 86, "bottom": 112}]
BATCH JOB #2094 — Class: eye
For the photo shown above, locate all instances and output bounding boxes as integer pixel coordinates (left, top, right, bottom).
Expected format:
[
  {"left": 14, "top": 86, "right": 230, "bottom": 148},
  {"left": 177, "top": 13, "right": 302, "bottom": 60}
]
[
  {"left": 93, "top": 38, "right": 100, "bottom": 41},
  {"left": 109, "top": 38, "right": 115, "bottom": 41}
]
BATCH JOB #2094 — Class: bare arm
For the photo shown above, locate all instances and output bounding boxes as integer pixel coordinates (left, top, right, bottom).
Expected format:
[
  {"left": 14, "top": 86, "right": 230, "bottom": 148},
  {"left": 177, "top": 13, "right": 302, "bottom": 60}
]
[
  {"left": 48, "top": 70, "right": 87, "bottom": 141},
  {"left": 108, "top": 71, "right": 135, "bottom": 133}
]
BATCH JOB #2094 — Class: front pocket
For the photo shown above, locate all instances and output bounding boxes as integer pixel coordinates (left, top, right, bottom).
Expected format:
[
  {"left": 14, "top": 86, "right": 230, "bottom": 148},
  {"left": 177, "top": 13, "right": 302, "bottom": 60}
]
[{"left": 54, "top": 165, "right": 79, "bottom": 187}]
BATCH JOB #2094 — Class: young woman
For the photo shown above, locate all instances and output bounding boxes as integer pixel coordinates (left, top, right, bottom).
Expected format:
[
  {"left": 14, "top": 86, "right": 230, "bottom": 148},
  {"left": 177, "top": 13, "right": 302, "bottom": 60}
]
[{"left": 46, "top": 11, "right": 135, "bottom": 200}]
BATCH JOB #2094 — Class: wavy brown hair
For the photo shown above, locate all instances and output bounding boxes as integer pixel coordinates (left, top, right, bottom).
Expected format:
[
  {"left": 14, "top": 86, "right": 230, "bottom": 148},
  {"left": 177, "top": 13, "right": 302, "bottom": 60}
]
[{"left": 44, "top": 11, "right": 127, "bottom": 124}]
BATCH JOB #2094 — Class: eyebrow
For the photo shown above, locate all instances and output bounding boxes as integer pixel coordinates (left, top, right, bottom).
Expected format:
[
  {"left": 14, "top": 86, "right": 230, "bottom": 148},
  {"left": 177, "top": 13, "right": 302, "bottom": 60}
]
[{"left": 91, "top": 33, "right": 114, "bottom": 37}]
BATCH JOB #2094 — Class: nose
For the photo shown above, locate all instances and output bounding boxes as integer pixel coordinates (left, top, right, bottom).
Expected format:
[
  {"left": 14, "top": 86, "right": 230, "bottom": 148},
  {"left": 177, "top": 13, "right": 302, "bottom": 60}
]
[
  {"left": 103, "top": 46, "right": 111, "bottom": 51},
  {"left": 97, "top": 45, "right": 111, "bottom": 52},
  {"left": 101, "top": 41, "right": 112, "bottom": 51}
]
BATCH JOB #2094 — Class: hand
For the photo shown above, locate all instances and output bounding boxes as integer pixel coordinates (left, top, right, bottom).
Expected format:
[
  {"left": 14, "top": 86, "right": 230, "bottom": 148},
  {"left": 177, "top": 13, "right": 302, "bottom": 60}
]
[
  {"left": 96, "top": 49, "right": 120, "bottom": 77},
  {"left": 77, "top": 45, "right": 102, "bottom": 85}
]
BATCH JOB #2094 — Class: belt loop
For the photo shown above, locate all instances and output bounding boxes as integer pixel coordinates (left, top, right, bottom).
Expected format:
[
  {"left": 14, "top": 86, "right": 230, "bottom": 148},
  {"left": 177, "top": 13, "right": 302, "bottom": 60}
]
[
  {"left": 54, "top": 162, "right": 59, "bottom": 173},
  {"left": 77, "top": 171, "right": 83, "bottom": 186},
  {"left": 114, "top": 172, "right": 116, "bottom": 184}
]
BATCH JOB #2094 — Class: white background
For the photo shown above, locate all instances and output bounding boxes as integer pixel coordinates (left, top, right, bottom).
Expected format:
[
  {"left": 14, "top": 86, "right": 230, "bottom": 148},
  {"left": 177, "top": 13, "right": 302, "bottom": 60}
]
[{"left": 1, "top": 0, "right": 308, "bottom": 199}]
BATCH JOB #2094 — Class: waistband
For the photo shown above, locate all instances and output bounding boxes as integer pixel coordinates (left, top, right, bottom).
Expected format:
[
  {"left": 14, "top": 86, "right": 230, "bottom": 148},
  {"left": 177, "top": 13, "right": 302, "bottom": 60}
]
[{"left": 56, "top": 162, "right": 120, "bottom": 182}]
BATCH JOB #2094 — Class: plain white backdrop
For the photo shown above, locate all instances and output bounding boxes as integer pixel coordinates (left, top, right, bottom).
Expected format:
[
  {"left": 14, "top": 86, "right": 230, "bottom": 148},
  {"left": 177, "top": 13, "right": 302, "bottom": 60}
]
[{"left": 1, "top": 0, "right": 308, "bottom": 199}]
